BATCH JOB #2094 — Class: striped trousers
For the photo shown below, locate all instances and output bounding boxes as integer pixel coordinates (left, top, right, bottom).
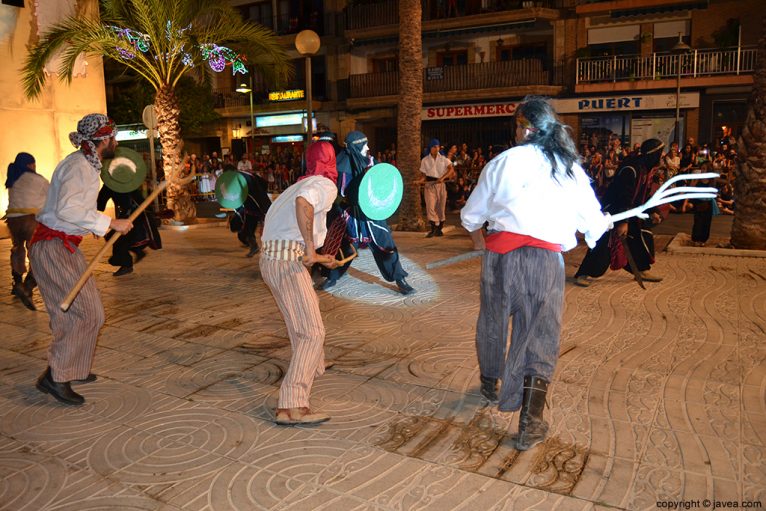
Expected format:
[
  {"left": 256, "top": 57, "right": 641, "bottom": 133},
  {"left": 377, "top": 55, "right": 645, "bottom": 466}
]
[
  {"left": 29, "top": 239, "right": 105, "bottom": 382},
  {"left": 260, "top": 256, "right": 326, "bottom": 409},
  {"left": 475, "top": 247, "right": 564, "bottom": 412},
  {"left": 424, "top": 182, "right": 447, "bottom": 223}
]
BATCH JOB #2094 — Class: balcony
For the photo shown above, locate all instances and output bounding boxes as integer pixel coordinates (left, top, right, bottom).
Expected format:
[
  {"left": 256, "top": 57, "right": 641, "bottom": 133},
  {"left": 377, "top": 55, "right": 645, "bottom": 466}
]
[
  {"left": 348, "top": 59, "right": 563, "bottom": 107},
  {"left": 344, "top": 0, "right": 563, "bottom": 40},
  {"left": 576, "top": 46, "right": 757, "bottom": 92}
]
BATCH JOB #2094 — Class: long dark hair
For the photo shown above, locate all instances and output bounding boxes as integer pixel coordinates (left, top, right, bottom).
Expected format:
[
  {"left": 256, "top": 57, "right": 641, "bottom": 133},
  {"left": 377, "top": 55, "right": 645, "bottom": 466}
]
[{"left": 516, "top": 96, "right": 578, "bottom": 180}]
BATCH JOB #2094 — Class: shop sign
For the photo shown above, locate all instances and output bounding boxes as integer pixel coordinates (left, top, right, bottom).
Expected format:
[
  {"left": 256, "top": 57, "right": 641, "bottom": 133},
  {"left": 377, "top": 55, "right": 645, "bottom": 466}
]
[
  {"left": 554, "top": 93, "right": 699, "bottom": 113},
  {"left": 268, "top": 89, "right": 305, "bottom": 102},
  {"left": 422, "top": 102, "right": 518, "bottom": 120},
  {"left": 426, "top": 67, "right": 444, "bottom": 81}
]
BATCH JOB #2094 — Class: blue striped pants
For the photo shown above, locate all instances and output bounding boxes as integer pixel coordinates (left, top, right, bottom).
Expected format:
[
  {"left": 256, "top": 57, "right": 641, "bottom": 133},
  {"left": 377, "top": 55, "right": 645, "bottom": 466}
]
[{"left": 475, "top": 247, "right": 564, "bottom": 412}]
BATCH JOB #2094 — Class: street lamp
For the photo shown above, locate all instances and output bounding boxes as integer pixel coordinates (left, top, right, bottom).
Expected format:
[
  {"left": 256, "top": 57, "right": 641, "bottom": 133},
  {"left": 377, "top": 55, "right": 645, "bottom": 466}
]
[
  {"left": 295, "top": 30, "right": 320, "bottom": 146},
  {"left": 672, "top": 33, "right": 691, "bottom": 146},
  {"left": 236, "top": 75, "right": 255, "bottom": 155}
]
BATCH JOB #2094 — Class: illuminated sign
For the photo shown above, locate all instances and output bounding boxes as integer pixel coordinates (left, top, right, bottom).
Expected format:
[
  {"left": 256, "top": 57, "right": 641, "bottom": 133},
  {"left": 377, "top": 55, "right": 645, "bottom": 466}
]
[
  {"left": 256, "top": 113, "right": 304, "bottom": 127},
  {"left": 269, "top": 89, "right": 305, "bottom": 102},
  {"left": 271, "top": 135, "right": 304, "bottom": 143},
  {"left": 116, "top": 128, "right": 149, "bottom": 141}
]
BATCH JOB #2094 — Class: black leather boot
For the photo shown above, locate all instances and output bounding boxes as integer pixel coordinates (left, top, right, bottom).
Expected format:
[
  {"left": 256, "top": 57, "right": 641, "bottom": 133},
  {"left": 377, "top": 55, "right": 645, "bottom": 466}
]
[
  {"left": 435, "top": 222, "right": 444, "bottom": 237},
  {"left": 23, "top": 271, "right": 36, "bottom": 296},
  {"left": 12, "top": 271, "right": 35, "bottom": 310},
  {"left": 480, "top": 375, "right": 498, "bottom": 402},
  {"left": 396, "top": 278, "right": 414, "bottom": 295},
  {"left": 425, "top": 221, "right": 436, "bottom": 238},
  {"left": 515, "top": 375, "right": 549, "bottom": 451},
  {"left": 35, "top": 367, "right": 85, "bottom": 405}
]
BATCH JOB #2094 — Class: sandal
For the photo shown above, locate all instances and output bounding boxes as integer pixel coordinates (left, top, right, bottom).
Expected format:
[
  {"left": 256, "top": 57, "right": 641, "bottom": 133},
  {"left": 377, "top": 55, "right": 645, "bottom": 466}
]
[{"left": 274, "top": 407, "right": 330, "bottom": 426}]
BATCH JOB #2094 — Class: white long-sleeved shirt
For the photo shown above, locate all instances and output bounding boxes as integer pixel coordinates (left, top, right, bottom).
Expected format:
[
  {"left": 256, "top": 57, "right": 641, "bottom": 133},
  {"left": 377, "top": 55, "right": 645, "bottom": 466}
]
[
  {"left": 460, "top": 144, "right": 610, "bottom": 252},
  {"left": 261, "top": 176, "right": 337, "bottom": 247},
  {"left": 6, "top": 172, "right": 49, "bottom": 217},
  {"left": 419, "top": 153, "right": 452, "bottom": 179},
  {"left": 36, "top": 151, "right": 112, "bottom": 236}
]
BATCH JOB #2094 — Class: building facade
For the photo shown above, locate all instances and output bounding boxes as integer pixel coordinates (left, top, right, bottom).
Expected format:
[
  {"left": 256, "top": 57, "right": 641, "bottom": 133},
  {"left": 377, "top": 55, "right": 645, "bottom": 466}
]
[{"left": 200, "top": 0, "right": 758, "bottom": 159}]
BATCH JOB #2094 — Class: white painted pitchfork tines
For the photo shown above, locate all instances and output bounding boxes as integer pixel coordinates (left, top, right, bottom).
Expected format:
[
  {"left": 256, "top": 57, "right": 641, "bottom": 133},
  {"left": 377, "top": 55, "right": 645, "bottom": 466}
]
[{"left": 610, "top": 173, "right": 720, "bottom": 224}]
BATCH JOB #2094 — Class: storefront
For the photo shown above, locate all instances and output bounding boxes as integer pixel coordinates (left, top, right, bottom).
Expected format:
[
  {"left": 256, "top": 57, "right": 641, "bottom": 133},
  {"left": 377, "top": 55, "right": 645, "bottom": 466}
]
[
  {"left": 553, "top": 93, "right": 700, "bottom": 149},
  {"left": 421, "top": 101, "right": 519, "bottom": 151}
]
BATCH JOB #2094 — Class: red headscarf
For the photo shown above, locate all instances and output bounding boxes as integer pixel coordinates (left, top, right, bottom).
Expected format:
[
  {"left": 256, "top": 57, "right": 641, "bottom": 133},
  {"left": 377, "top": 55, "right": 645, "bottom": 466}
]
[{"left": 300, "top": 141, "right": 338, "bottom": 183}]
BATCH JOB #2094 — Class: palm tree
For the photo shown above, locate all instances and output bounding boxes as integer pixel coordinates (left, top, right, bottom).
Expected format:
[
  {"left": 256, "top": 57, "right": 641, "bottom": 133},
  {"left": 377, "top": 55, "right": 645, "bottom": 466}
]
[
  {"left": 395, "top": 0, "right": 426, "bottom": 231},
  {"left": 733, "top": 17, "right": 766, "bottom": 249},
  {"left": 22, "top": 0, "right": 289, "bottom": 223}
]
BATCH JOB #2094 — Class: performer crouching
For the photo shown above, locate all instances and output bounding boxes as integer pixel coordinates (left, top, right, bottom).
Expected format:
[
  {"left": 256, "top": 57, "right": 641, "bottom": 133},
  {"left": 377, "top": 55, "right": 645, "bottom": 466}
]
[
  {"left": 30, "top": 114, "right": 133, "bottom": 405},
  {"left": 460, "top": 97, "right": 612, "bottom": 450},
  {"left": 260, "top": 140, "right": 339, "bottom": 425}
]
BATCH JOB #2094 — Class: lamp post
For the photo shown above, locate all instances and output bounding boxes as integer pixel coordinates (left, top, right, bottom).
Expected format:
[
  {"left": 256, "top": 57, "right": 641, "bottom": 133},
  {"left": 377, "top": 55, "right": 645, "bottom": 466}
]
[
  {"left": 672, "top": 33, "right": 691, "bottom": 146},
  {"left": 295, "top": 30, "right": 320, "bottom": 147},
  {"left": 236, "top": 74, "right": 255, "bottom": 155}
]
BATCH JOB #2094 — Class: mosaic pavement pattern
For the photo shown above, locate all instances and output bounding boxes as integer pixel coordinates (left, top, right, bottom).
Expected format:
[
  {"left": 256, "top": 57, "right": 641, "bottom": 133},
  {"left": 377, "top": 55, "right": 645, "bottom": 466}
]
[{"left": 0, "top": 225, "right": 764, "bottom": 510}]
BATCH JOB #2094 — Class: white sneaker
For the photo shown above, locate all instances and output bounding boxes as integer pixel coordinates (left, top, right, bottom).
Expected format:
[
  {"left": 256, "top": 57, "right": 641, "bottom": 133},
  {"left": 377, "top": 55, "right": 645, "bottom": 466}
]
[{"left": 574, "top": 276, "right": 591, "bottom": 287}]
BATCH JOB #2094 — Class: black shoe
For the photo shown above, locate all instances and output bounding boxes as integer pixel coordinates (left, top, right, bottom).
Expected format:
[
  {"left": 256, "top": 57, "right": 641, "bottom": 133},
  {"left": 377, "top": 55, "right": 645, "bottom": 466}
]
[
  {"left": 246, "top": 243, "right": 260, "bottom": 258},
  {"left": 396, "top": 278, "right": 415, "bottom": 295},
  {"left": 113, "top": 266, "right": 133, "bottom": 277},
  {"left": 435, "top": 223, "right": 444, "bottom": 237},
  {"left": 133, "top": 250, "right": 146, "bottom": 264},
  {"left": 480, "top": 375, "right": 498, "bottom": 402},
  {"left": 72, "top": 373, "right": 97, "bottom": 384},
  {"left": 425, "top": 230, "right": 436, "bottom": 238},
  {"left": 12, "top": 283, "right": 36, "bottom": 311},
  {"left": 318, "top": 278, "right": 337, "bottom": 291},
  {"left": 35, "top": 368, "right": 84, "bottom": 405}
]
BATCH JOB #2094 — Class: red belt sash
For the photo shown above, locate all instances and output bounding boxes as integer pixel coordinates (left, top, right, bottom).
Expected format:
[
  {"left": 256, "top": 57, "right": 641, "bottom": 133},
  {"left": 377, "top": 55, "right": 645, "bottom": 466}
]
[
  {"left": 30, "top": 223, "right": 83, "bottom": 254},
  {"left": 485, "top": 231, "right": 561, "bottom": 254}
]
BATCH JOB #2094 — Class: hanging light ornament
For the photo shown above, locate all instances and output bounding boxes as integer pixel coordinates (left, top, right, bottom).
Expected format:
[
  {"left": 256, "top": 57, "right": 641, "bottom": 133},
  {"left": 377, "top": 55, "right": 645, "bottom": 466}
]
[{"left": 108, "top": 22, "right": 248, "bottom": 75}]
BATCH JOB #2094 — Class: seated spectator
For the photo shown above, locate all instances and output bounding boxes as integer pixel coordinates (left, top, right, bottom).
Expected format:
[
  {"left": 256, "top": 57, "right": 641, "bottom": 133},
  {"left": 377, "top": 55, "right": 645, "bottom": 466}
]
[{"left": 717, "top": 183, "right": 735, "bottom": 214}]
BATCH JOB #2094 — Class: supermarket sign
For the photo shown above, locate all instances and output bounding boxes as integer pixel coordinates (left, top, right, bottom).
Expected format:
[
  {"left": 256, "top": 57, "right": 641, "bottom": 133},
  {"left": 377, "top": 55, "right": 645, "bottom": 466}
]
[{"left": 422, "top": 93, "right": 700, "bottom": 120}]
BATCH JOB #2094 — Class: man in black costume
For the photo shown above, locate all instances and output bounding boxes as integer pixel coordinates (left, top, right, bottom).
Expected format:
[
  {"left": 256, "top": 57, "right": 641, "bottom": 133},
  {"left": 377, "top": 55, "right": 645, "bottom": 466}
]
[
  {"left": 317, "top": 131, "right": 414, "bottom": 295},
  {"left": 574, "top": 138, "right": 665, "bottom": 286},
  {"left": 227, "top": 168, "right": 271, "bottom": 257},
  {"left": 97, "top": 185, "right": 161, "bottom": 276}
]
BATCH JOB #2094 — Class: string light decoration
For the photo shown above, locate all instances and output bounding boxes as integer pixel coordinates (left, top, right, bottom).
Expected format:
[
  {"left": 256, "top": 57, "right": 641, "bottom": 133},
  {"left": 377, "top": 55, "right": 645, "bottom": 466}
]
[{"left": 108, "top": 23, "right": 247, "bottom": 75}]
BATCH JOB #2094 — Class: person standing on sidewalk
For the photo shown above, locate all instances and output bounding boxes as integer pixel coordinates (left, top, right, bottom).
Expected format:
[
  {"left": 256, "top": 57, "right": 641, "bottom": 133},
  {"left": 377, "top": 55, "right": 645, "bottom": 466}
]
[
  {"left": 29, "top": 114, "right": 133, "bottom": 406},
  {"left": 4, "top": 152, "right": 49, "bottom": 310},
  {"left": 260, "top": 140, "right": 339, "bottom": 425},
  {"left": 461, "top": 97, "right": 612, "bottom": 450},
  {"left": 419, "top": 139, "right": 454, "bottom": 238}
]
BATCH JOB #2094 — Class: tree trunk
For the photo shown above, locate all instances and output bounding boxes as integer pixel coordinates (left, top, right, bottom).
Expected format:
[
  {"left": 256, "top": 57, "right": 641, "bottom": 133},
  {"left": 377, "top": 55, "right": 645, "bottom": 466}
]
[
  {"left": 155, "top": 85, "right": 196, "bottom": 223},
  {"left": 395, "top": 0, "right": 426, "bottom": 231},
  {"left": 732, "top": 17, "right": 766, "bottom": 249}
]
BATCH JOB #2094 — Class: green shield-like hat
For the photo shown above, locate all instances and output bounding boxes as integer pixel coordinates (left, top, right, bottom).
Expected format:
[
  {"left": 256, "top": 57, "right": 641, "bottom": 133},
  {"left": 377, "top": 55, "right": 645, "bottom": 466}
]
[
  {"left": 357, "top": 163, "right": 403, "bottom": 221},
  {"left": 215, "top": 170, "right": 248, "bottom": 209},
  {"left": 100, "top": 147, "right": 147, "bottom": 193}
]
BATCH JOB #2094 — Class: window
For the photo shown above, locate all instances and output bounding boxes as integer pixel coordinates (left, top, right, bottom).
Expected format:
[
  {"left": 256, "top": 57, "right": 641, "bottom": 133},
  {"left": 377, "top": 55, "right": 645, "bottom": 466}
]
[
  {"left": 239, "top": 2, "right": 273, "bottom": 30},
  {"left": 372, "top": 56, "right": 398, "bottom": 73},
  {"left": 437, "top": 50, "right": 468, "bottom": 67}
]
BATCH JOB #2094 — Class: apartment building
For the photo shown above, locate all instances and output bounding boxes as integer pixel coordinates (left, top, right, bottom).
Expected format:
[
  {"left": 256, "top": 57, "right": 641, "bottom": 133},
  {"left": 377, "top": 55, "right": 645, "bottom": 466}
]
[{"left": 204, "top": 0, "right": 759, "bottom": 158}]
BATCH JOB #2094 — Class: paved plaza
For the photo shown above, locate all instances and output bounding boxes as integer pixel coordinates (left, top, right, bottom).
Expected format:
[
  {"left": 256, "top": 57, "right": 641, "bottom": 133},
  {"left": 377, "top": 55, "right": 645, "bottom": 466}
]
[{"left": 0, "top": 219, "right": 764, "bottom": 510}]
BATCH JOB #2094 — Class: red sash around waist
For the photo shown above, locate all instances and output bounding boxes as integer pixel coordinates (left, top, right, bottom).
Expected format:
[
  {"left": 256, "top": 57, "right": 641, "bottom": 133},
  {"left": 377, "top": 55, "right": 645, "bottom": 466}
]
[
  {"left": 30, "top": 223, "right": 83, "bottom": 254},
  {"left": 485, "top": 231, "right": 561, "bottom": 254}
]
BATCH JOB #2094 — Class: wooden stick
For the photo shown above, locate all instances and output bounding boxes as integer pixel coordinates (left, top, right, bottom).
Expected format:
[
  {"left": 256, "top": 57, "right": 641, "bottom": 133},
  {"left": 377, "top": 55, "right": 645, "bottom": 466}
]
[
  {"left": 425, "top": 249, "right": 483, "bottom": 270},
  {"left": 59, "top": 180, "right": 170, "bottom": 312}
]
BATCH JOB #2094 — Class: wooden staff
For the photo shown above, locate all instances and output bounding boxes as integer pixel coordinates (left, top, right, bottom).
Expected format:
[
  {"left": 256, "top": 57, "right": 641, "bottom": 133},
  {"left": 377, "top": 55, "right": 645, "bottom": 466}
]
[{"left": 59, "top": 180, "right": 170, "bottom": 312}]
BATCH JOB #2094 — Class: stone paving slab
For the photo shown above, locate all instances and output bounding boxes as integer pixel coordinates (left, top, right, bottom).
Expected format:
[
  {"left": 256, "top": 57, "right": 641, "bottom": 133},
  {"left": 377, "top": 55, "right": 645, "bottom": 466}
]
[{"left": 0, "top": 225, "right": 764, "bottom": 510}]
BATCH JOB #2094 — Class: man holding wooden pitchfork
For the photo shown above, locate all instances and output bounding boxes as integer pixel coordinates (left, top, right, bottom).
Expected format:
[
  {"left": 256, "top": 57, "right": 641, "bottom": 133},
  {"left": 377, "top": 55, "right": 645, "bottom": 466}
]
[{"left": 29, "top": 114, "right": 133, "bottom": 406}]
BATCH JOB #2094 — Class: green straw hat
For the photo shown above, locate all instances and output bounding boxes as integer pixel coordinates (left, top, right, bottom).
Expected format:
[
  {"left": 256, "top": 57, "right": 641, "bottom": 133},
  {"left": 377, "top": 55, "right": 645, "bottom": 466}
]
[
  {"left": 357, "top": 163, "right": 403, "bottom": 220},
  {"left": 100, "top": 147, "right": 147, "bottom": 193},
  {"left": 215, "top": 170, "right": 248, "bottom": 209}
]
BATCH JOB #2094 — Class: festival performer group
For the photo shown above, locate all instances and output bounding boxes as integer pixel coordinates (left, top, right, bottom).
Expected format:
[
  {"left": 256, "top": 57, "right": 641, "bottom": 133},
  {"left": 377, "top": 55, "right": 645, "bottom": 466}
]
[{"left": 8, "top": 101, "right": 714, "bottom": 451}]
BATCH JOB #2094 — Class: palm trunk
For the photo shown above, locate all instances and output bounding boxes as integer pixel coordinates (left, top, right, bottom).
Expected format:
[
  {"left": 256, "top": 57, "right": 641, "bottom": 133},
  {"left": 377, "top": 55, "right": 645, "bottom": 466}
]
[
  {"left": 733, "top": 17, "right": 766, "bottom": 249},
  {"left": 155, "top": 85, "right": 196, "bottom": 223},
  {"left": 395, "top": 0, "right": 426, "bottom": 231}
]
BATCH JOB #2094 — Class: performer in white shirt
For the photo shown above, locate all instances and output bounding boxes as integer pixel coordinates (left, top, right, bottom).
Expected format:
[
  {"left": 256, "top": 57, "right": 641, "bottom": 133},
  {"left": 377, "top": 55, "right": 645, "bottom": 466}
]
[
  {"left": 461, "top": 97, "right": 612, "bottom": 450},
  {"left": 4, "top": 152, "right": 49, "bottom": 310},
  {"left": 419, "top": 139, "right": 454, "bottom": 238},
  {"left": 260, "top": 140, "right": 339, "bottom": 425},
  {"left": 29, "top": 114, "right": 133, "bottom": 406}
]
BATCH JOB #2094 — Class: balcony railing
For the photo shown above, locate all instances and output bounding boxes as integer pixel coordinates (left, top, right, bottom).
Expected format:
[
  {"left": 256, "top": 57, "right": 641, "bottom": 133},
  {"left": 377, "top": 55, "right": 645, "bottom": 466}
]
[
  {"left": 349, "top": 59, "right": 561, "bottom": 98},
  {"left": 345, "top": 0, "right": 566, "bottom": 31},
  {"left": 576, "top": 46, "right": 758, "bottom": 84}
]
